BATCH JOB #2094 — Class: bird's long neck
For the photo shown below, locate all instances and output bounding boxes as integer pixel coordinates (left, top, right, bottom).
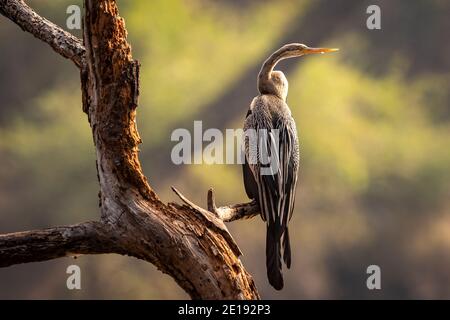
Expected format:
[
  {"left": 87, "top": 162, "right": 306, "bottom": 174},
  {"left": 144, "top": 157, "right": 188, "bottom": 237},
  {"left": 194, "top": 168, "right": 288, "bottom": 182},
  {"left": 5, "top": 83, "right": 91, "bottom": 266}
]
[{"left": 257, "top": 46, "right": 291, "bottom": 87}]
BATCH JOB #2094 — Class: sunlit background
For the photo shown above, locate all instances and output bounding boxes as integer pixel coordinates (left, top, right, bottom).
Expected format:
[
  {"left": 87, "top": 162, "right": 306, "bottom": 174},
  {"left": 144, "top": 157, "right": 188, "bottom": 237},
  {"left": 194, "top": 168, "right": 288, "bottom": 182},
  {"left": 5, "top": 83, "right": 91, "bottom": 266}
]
[{"left": 1, "top": 0, "right": 450, "bottom": 299}]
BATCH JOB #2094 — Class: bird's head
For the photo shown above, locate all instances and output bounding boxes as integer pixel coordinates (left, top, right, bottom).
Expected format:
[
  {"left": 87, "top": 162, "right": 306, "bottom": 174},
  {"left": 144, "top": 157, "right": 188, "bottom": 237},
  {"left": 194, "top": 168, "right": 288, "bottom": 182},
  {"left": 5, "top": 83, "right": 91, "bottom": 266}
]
[{"left": 258, "top": 43, "right": 338, "bottom": 101}]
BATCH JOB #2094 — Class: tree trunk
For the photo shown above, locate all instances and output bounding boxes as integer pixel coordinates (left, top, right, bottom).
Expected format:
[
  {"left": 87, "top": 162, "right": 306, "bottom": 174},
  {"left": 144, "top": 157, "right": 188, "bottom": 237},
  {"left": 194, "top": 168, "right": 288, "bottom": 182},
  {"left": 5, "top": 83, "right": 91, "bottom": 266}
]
[{"left": 0, "top": 0, "right": 260, "bottom": 299}]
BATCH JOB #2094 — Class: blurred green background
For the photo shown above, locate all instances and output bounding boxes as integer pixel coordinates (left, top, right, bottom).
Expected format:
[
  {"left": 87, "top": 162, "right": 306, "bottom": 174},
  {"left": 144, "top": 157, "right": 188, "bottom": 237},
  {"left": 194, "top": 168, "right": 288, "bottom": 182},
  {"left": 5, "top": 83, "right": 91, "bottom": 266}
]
[{"left": 1, "top": 0, "right": 450, "bottom": 299}]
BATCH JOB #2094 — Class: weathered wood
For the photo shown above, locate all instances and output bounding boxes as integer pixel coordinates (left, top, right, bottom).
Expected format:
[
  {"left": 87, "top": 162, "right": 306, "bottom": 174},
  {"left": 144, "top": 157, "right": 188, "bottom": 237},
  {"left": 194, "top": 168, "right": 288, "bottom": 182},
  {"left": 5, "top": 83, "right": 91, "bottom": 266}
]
[
  {"left": 0, "top": 0, "right": 85, "bottom": 67},
  {"left": 207, "top": 188, "right": 260, "bottom": 222},
  {"left": 173, "top": 187, "right": 259, "bottom": 223},
  {"left": 0, "top": 0, "right": 260, "bottom": 300},
  {"left": 0, "top": 221, "right": 120, "bottom": 267}
]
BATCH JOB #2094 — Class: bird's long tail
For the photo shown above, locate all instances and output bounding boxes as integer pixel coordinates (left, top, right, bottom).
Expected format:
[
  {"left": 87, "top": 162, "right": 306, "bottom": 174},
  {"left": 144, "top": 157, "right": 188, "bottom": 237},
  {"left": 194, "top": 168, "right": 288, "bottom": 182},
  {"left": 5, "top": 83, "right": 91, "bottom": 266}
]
[{"left": 266, "top": 223, "right": 283, "bottom": 290}]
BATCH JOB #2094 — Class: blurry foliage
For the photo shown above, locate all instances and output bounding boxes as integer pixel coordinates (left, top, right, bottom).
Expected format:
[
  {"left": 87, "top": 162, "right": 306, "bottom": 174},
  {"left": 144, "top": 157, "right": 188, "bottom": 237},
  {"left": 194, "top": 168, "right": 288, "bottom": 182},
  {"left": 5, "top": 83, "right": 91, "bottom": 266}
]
[
  {"left": 1, "top": 0, "right": 450, "bottom": 299},
  {"left": 291, "top": 55, "right": 450, "bottom": 200},
  {"left": 124, "top": 0, "right": 302, "bottom": 146},
  {"left": 0, "top": 85, "right": 97, "bottom": 227}
]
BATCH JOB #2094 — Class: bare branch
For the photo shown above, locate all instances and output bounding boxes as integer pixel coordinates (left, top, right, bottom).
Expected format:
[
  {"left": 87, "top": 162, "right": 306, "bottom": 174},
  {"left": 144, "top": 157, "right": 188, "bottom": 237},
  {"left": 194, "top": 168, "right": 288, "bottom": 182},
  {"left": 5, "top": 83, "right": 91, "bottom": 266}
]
[
  {"left": 207, "top": 188, "right": 259, "bottom": 222},
  {"left": 0, "top": 221, "right": 119, "bottom": 267},
  {"left": 172, "top": 186, "right": 259, "bottom": 223},
  {"left": 0, "top": 0, "right": 85, "bottom": 68}
]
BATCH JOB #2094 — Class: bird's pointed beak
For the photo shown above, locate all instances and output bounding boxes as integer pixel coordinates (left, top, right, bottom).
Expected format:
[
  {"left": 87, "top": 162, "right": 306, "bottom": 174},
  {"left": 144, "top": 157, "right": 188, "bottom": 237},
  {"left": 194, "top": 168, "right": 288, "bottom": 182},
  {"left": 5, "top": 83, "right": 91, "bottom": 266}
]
[{"left": 303, "top": 47, "right": 339, "bottom": 55}]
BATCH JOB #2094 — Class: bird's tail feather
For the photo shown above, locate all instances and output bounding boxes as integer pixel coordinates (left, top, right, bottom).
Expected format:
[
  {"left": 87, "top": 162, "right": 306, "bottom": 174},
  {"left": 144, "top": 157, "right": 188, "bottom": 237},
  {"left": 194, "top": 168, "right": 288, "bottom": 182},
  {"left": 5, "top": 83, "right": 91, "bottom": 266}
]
[{"left": 266, "top": 224, "right": 283, "bottom": 290}]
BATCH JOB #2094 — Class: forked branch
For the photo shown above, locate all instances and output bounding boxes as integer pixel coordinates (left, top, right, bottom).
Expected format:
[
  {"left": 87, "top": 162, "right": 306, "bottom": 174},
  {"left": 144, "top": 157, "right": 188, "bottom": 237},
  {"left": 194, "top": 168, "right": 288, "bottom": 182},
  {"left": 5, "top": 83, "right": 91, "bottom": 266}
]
[{"left": 172, "top": 187, "right": 259, "bottom": 222}]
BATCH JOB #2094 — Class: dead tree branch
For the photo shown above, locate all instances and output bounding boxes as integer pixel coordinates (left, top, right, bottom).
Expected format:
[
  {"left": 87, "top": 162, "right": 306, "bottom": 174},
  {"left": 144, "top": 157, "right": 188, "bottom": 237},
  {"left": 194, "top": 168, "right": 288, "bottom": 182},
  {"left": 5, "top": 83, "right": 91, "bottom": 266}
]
[
  {"left": 0, "top": 221, "right": 122, "bottom": 267},
  {"left": 0, "top": 0, "right": 85, "bottom": 68},
  {"left": 172, "top": 187, "right": 259, "bottom": 222},
  {"left": 0, "top": 0, "right": 260, "bottom": 299}
]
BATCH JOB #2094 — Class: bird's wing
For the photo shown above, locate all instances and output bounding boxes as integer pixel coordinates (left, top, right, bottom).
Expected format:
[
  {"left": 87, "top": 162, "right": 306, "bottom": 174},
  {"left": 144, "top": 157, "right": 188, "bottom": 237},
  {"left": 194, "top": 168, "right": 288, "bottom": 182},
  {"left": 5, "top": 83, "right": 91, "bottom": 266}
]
[
  {"left": 243, "top": 104, "right": 277, "bottom": 223},
  {"left": 259, "top": 116, "right": 298, "bottom": 230},
  {"left": 243, "top": 97, "right": 299, "bottom": 228},
  {"left": 243, "top": 108, "right": 259, "bottom": 200},
  {"left": 278, "top": 117, "right": 299, "bottom": 230}
]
